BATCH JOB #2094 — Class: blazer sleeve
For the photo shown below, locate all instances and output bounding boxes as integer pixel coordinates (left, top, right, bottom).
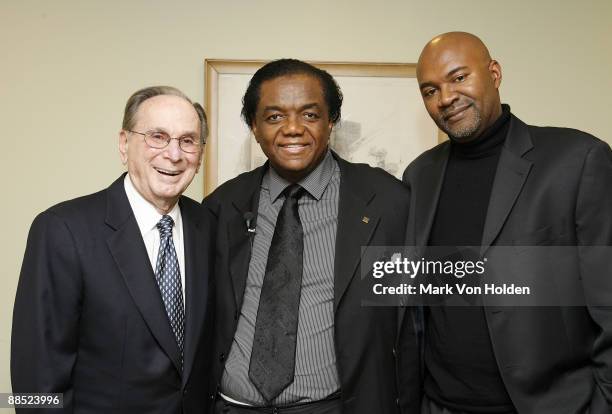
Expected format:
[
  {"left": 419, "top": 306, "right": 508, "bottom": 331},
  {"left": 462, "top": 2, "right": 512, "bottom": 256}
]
[
  {"left": 575, "top": 139, "right": 612, "bottom": 408},
  {"left": 11, "top": 210, "right": 83, "bottom": 413}
]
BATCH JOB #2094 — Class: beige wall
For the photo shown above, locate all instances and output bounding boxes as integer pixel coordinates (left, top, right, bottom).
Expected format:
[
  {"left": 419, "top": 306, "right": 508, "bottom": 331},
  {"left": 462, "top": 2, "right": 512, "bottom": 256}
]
[{"left": 1, "top": 0, "right": 610, "bottom": 403}]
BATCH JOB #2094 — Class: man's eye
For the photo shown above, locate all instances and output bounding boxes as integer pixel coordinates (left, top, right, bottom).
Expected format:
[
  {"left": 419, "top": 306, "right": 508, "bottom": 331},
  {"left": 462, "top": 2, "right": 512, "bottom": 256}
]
[
  {"left": 455, "top": 74, "right": 466, "bottom": 82},
  {"left": 267, "top": 114, "right": 283, "bottom": 122},
  {"left": 150, "top": 133, "right": 167, "bottom": 140},
  {"left": 423, "top": 89, "right": 436, "bottom": 98},
  {"left": 181, "top": 136, "right": 196, "bottom": 145},
  {"left": 304, "top": 112, "right": 319, "bottom": 119}
]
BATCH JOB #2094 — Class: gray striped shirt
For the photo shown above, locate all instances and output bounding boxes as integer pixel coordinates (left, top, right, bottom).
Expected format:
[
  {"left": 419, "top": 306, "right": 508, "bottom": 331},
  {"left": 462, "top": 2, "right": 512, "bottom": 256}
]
[{"left": 221, "top": 150, "right": 341, "bottom": 405}]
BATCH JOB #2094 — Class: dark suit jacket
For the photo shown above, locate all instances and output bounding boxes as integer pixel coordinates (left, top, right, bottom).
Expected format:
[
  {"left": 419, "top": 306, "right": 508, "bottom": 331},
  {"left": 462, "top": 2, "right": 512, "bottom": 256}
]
[
  {"left": 402, "top": 115, "right": 612, "bottom": 413},
  {"left": 11, "top": 174, "right": 215, "bottom": 414},
  {"left": 202, "top": 153, "right": 421, "bottom": 414}
]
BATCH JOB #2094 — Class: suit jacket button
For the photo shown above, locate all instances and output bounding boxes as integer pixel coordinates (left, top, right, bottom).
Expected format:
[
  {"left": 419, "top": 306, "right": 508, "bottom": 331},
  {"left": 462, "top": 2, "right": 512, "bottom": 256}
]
[
  {"left": 210, "top": 393, "right": 215, "bottom": 400},
  {"left": 392, "top": 347, "right": 397, "bottom": 357},
  {"left": 183, "top": 388, "right": 188, "bottom": 395},
  {"left": 219, "top": 353, "right": 225, "bottom": 361}
]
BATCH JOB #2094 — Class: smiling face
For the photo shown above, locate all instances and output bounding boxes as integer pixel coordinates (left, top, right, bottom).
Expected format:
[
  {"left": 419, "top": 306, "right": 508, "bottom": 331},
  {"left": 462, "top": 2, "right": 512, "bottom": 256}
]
[
  {"left": 119, "top": 94, "right": 202, "bottom": 213},
  {"left": 251, "top": 74, "right": 333, "bottom": 182},
  {"left": 417, "top": 32, "right": 502, "bottom": 142}
]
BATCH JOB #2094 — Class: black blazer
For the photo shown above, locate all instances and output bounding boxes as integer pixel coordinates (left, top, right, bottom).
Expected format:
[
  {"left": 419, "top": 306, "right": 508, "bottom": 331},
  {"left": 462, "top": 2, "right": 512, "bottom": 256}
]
[
  {"left": 402, "top": 115, "right": 612, "bottom": 413},
  {"left": 11, "top": 175, "right": 215, "bottom": 414},
  {"left": 203, "top": 153, "right": 421, "bottom": 414}
]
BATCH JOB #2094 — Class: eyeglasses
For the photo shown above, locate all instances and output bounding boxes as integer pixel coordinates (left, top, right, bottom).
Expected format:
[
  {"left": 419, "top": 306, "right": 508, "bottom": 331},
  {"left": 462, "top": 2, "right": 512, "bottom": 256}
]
[{"left": 127, "top": 130, "right": 202, "bottom": 154}]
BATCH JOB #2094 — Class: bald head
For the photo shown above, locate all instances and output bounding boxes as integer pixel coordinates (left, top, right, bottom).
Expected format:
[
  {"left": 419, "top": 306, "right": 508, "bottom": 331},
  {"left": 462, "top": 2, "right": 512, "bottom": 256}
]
[
  {"left": 417, "top": 32, "right": 492, "bottom": 76},
  {"left": 416, "top": 32, "right": 503, "bottom": 142}
]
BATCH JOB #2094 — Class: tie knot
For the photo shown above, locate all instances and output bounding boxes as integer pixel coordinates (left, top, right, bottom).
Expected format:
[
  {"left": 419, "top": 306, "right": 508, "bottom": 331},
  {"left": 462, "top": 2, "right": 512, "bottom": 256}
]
[
  {"left": 284, "top": 184, "right": 304, "bottom": 201},
  {"left": 157, "top": 215, "right": 174, "bottom": 237}
]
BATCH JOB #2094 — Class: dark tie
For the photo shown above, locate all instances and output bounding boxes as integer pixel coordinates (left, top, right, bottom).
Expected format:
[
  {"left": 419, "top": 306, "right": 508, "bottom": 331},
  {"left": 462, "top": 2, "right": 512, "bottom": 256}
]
[
  {"left": 249, "top": 184, "right": 305, "bottom": 402},
  {"left": 155, "top": 215, "right": 185, "bottom": 363}
]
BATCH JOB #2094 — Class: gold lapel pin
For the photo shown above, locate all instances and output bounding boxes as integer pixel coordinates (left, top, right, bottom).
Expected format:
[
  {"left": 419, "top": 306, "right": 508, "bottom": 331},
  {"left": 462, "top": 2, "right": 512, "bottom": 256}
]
[{"left": 362, "top": 216, "right": 370, "bottom": 224}]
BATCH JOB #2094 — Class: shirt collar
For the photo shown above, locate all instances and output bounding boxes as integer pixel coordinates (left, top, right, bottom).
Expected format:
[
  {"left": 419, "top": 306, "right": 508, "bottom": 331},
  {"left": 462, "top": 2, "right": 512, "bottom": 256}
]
[
  {"left": 264, "top": 150, "right": 336, "bottom": 203},
  {"left": 123, "top": 174, "right": 181, "bottom": 235}
]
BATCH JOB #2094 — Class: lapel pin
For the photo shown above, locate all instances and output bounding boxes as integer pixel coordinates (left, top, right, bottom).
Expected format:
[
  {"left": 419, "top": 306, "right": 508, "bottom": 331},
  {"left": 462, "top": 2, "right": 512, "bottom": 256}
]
[{"left": 362, "top": 216, "right": 370, "bottom": 224}]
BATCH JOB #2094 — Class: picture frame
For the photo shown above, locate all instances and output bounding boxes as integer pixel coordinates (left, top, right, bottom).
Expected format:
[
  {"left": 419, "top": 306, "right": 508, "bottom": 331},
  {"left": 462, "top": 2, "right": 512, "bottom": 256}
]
[{"left": 204, "top": 59, "right": 444, "bottom": 195}]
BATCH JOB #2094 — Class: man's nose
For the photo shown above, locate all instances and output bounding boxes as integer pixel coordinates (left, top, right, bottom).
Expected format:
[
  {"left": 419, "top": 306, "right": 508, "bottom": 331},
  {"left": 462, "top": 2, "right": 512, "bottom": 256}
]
[
  {"left": 282, "top": 114, "right": 305, "bottom": 136},
  {"left": 164, "top": 138, "right": 183, "bottom": 161},
  {"left": 438, "top": 84, "right": 458, "bottom": 108}
]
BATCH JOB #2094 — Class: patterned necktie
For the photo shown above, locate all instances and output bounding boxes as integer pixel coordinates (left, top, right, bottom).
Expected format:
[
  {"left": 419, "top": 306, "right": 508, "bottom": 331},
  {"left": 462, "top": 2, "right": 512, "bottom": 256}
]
[
  {"left": 249, "top": 184, "right": 305, "bottom": 402},
  {"left": 155, "top": 215, "right": 185, "bottom": 363}
]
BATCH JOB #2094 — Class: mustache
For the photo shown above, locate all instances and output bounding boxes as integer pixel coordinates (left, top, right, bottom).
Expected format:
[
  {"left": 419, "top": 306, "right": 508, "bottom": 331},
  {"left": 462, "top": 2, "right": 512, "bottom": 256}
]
[{"left": 440, "top": 102, "right": 473, "bottom": 120}]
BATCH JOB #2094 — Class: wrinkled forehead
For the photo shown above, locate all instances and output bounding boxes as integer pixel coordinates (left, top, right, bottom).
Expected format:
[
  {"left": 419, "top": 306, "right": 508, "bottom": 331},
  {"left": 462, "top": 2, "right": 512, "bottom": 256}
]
[
  {"left": 258, "top": 74, "right": 325, "bottom": 105},
  {"left": 417, "top": 40, "right": 489, "bottom": 80},
  {"left": 261, "top": 73, "right": 323, "bottom": 92},
  {"left": 134, "top": 95, "right": 200, "bottom": 131}
]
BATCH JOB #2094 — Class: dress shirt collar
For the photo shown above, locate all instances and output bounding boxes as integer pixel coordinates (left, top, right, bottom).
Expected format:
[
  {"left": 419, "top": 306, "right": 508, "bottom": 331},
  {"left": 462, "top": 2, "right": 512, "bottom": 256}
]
[
  {"left": 264, "top": 149, "right": 335, "bottom": 203},
  {"left": 123, "top": 174, "right": 181, "bottom": 236}
]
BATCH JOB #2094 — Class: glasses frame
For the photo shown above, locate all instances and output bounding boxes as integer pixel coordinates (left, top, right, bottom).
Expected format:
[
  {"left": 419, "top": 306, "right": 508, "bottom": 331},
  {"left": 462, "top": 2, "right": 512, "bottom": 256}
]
[{"left": 127, "top": 130, "right": 202, "bottom": 154}]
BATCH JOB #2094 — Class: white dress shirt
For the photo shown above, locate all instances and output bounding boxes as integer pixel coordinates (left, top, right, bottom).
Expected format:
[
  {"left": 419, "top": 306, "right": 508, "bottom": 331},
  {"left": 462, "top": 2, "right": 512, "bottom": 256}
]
[{"left": 123, "top": 174, "right": 186, "bottom": 306}]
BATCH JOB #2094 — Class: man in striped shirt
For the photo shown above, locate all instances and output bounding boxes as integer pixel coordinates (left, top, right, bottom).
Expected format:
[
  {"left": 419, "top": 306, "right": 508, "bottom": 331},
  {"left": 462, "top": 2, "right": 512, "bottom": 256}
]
[{"left": 203, "top": 59, "right": 420, "bottom": 414}]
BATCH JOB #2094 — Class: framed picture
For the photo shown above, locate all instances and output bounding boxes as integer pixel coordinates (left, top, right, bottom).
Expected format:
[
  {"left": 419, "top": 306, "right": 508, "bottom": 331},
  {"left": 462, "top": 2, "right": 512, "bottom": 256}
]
[{"left": 204, "top": 59, "right": 443, "bottom": 195}]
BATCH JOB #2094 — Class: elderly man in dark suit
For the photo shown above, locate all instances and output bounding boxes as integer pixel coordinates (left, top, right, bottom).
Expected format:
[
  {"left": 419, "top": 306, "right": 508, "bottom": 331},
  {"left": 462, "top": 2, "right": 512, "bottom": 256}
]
[
  {"left": 203, "top": 59, "right": 420, "bottom": 414},
  {"left": 403, "top": 32, "right": 612, "bottom": 413},
  {"left": 11, "top": 86, "right": 215, "bottom": 413}
]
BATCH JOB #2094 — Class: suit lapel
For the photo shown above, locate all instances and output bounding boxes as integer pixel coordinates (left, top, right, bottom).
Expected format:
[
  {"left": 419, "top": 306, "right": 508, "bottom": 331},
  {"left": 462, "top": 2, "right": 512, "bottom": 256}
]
[
  {"left": 105, "top": 176, "right": 182, "bottom": 373},
  {"left": 402, "top": 147, "right": 449, "bottom": 376},
  {"left": 414, "top": 143, "right": 450, "bottom": 249},
  {"left": 181, "top": 201, "right": 208, "bottom": 386},
  {"left": 398, "top": 147, "right": 448, "bottom": 340},
  {"left": 227, "top": 167, "right": 265, "bottom": 310},
  {"left": 481, "top": 116, "right": 534, "bottom": 254},
  {"left": 333, "top": 158, "right": 380, "bottom": 311}
]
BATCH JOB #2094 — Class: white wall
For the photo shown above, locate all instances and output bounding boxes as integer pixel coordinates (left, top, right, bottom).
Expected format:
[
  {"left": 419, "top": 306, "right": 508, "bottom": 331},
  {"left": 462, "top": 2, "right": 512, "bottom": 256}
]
[{"left": 1, "top": 0, "right": 611, "bottom": 404}]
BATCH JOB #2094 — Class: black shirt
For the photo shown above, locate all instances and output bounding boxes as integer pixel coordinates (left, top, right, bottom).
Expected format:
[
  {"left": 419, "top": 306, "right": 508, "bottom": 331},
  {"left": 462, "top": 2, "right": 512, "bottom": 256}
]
[{"left": 424, "top": 105, "right": 517, "bottom": 413}]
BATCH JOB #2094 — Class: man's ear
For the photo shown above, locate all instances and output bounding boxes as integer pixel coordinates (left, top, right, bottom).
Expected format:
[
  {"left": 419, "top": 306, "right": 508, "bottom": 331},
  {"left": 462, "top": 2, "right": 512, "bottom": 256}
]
[
  {"left": 195, "top": 145, "right": 204, "bottom": 174},
  {"left": 119, "top": 130, "right": 129, "bottom": 165},
  {"left": 251, "top": 122, "right": 259, "bottom": 143},
  {"left": 489, "top": 59, "right": 502, "bottom": 89},
  {"left": 326, "top": 122, "right": 333, "bottom": 146}
]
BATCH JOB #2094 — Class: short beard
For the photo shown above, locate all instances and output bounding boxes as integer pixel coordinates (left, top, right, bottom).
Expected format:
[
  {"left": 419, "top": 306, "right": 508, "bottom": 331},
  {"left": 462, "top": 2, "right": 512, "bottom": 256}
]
[{"left": 438, "top": 106, "right": 482, "bottom": 141}]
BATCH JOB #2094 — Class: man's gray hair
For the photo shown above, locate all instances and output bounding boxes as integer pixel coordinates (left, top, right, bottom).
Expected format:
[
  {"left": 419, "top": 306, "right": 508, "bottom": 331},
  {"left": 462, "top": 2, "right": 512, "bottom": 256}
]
[{"left": 122, "top": 86, "right": 208, "bottom": 144}]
